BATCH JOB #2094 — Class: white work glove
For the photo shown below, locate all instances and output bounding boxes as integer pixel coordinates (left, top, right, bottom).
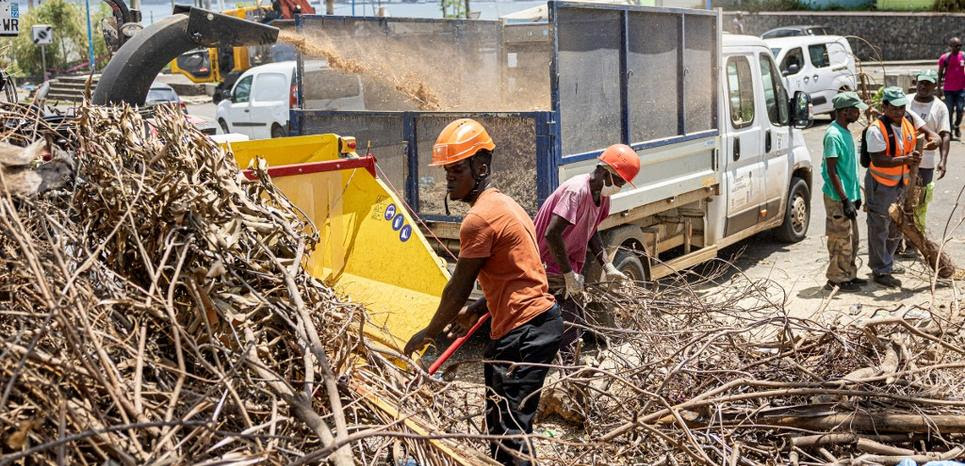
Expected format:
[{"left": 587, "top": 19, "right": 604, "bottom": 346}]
[
  {"left": 563, "top": 271, "right": 584, "bottom": 297},
  {"left": 603, "top": 262, "right": 630, "bottom": 285}
]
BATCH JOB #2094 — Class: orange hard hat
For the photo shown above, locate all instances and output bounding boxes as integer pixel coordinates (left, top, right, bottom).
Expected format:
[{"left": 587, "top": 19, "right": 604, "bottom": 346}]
[
  {"left": 599, "top": 144, "right": 640, "bottom": 187},
  {"left": 430, "top": 118, "right": 496, "bottom": 167}
]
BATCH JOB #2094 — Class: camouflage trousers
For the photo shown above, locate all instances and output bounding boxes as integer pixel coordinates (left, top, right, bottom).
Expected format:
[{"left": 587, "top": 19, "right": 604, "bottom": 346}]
[{"left": 824, "top": 194, "right": 860, "bottom": 284}]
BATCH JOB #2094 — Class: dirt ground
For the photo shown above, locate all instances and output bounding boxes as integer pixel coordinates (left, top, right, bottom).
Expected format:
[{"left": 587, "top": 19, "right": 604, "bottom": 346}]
[{"left": 713, "top": 115, "right": 965, "bottom": 323}]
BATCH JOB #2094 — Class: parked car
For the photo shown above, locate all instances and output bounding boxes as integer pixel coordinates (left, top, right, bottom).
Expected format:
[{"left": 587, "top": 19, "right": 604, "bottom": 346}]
[
  {"left": 761, "top": 25, "right": 830, "bottom": 39},
  {"left": 146, "top": 82, "right": 187, "bottom": 112},
  {"left": 145, "top": 81, "right": 220, "bottom": 135},
  {"left": 215, "top": 60, "right": 364, "bottom": 140},
  {"left": 766, "top": 35, "right": 857, "bottom": 115}
]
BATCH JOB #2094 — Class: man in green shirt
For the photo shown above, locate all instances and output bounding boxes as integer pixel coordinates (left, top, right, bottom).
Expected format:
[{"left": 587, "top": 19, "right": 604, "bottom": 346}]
[{"left": 822, "top": 92, "right": 868, "bottom": 292}]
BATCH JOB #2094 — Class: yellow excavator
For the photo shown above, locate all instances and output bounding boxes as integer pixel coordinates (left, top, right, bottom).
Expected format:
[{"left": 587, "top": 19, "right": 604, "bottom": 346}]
[{"left": 168, "top": 1, "right": 310, "bottom": 91}]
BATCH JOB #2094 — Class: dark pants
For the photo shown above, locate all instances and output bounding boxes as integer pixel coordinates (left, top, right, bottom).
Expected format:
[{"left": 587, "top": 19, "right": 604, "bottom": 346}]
[
  {"left": 546, "top": 274, "right": 585, "bottom": 359},
  {"left": 919, "top": 167, "right": 934, "bottom": 186},
  {"left": 865, "top": 171, "right": 904, "bottom": 275},
  {"left": 944, "top": 89, "right": 965, "bottom": 129},
  {"left": 485, "top": 305, "right": 563, "bottom": 466},
  {"left": 553, "top": 291, "right": 584, "bottom": 356}
]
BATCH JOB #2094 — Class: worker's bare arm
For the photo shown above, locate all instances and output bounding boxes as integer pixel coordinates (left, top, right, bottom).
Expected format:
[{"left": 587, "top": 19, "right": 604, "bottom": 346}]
[
  {"left": 544, "top": 214, "right": 574, "bottom": 274},
  {"left": 869, "top": 150, "right": 920, "bottom": 168},
  {"left": 920, "top": 126, "right": 940, "bottom": 149},
  {"left": 589, "top": 231, "right": 607, "bottom": 268},
  {"left": 403, "top": 257, "right": 487, "bottom": 354}
]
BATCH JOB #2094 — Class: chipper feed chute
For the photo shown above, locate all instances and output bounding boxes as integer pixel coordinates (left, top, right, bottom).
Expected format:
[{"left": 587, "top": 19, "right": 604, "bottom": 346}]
[
  {"left": 229, "top": 135, "right": 451, "bottom": 350},
  {"left": 93, "top": 6, "right": 279, "bottom": 106}
]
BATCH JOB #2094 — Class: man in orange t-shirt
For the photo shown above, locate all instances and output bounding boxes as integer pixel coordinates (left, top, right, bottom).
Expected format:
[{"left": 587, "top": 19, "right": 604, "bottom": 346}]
[{"left": 404, "top": 119, "right": 562, "bottom": 466}]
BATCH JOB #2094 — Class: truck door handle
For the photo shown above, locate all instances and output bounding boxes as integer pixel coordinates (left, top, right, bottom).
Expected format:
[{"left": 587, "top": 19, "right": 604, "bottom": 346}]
[
  {"left": 733, "top": 137, "right": 741, "bottom": 161},
  {"left": 813, "top": 74, "right": 819, "bottom": 81},
  {"left": 803, "top": 76, "right": 810, "bottom": 83},
  {"left": 765, "top": 129, "right": 772, "bottom": 153},
  {"left": 244, "top": 109, "right": 250, "bottom": 112}
]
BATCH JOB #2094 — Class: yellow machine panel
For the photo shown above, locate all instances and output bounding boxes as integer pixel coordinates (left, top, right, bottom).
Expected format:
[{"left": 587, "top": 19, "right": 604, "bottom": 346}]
[{"left": 229, "top": 135, "right": 450, "bottom": 350}]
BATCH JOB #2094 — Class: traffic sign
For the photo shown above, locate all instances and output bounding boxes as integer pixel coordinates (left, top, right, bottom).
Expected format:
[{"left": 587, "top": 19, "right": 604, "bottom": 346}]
[
  {"left": 32, "top": 24, "right": 52, "bottom": 45},
  {"left": 0, "top": 0, "right": 19, "bottom": 37}
]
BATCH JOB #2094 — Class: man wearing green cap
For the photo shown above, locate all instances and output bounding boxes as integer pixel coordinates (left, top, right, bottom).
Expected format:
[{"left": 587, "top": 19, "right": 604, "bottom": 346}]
[
  {"left": 864, "top": 87, "right": 938, "bottom": 288},
  {"left": 822, "top": 92, "right": 867, "bottom": 291},
  {"left": 907, "top": 70, "right": 952, "bottom": 238}
]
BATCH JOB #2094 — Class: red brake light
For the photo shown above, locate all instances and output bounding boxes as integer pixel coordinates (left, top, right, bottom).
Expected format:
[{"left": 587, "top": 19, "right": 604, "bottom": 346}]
[{"left": 290, "top": 83, "right": 297, "bottom": 108}]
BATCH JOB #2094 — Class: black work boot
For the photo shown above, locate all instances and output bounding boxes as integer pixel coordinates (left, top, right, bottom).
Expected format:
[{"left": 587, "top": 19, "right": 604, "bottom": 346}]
[
  {"left": 825, "top": 280, "right": 861, "bottom": 292},
  {"left": 873, "top": 273, "right": 902, "bottom": 288}
]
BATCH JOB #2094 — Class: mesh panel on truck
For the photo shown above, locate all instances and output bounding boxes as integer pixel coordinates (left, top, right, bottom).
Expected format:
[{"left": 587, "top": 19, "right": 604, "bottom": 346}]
[
  {"left": 414, "top": 114, "right": 539, "bottom": 218},
  {"left": 556, "top": 8, "right": 622, "bottom": 155},
  {"left": 628, "top": 12, "right": 680, "bottom": 142},
  {"left": 684, "top": 15, "right": 716, "bottom": 133},
  {"left": 296, "top": 112, "right": 407, "bottom": 191}
]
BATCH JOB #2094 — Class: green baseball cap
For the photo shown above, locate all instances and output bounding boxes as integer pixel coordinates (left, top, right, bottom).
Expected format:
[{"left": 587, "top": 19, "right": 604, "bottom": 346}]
[
  {"left": 916, "top": 70, "right": 938, "bottom": 83},
  {"left": 882, "top": 86, "right": 909, "bottom": 107},
  {"left": 832, "top": 91, "right": 869, "bottom": 111}
]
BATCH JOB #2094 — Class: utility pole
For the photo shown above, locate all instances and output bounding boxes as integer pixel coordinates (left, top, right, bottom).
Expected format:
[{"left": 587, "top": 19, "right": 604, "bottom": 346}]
[{"left": 84, "top": 0, "right": 95, "bottom": 69}]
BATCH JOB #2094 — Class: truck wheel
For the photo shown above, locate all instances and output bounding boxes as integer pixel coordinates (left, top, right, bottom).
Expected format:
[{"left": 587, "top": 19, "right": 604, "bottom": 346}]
[
  {"left": 776, "top": 177, "right": 810, "bottom": 243},
  {"left": 218, "top": 119, "right": 229, "bottom": 134},
  {"left": 271, "top": 124, "right": 287, "bottom": 138},
  {"left": 613, "top": 248, "right": 649, "bottom": 283}
]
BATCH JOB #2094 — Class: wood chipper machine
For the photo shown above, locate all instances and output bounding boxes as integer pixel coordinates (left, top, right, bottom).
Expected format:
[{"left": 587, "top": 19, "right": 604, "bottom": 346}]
[{"left": 91, "top": 3, "right": 451, "bottom": 353}]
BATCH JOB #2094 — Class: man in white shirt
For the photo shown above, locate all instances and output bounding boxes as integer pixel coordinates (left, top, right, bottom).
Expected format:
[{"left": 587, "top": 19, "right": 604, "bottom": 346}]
[
  {"left": 864, "top": 87, "right": 938, "bottom": 288},
  {"left": 907, "top": 70, "right": 952, "bottom": 237}
]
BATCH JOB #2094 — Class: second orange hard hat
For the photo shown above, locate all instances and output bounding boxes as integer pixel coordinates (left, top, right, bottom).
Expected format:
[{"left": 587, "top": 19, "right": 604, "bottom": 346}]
[{"left": 599, "top": 144, "right": 640, "bottom": 187}]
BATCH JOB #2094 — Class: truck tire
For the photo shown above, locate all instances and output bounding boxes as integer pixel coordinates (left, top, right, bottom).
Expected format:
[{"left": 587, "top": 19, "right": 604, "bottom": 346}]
[
  {"left": 776, "top": 177, "right": 810, "bottom": 243},
  {"left": 218, "top": 119, "right": 229, "bottom": 134},
  {"left": 271, "top": 124, "right": 287, "bottom": 139},
  {"left": 613, "top": 248, "right": 649, "bottom": 283}
]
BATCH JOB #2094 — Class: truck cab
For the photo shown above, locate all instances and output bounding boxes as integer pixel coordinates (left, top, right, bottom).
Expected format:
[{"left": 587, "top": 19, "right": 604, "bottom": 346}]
[{"left": 709, "top": 34, "right": 813, "bottom": 248}]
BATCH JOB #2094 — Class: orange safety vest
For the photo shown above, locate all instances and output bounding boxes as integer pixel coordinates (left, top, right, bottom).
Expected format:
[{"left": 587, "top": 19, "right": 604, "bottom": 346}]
[{"left": 868, "top": 117, "right": 916, "bottom": 187}]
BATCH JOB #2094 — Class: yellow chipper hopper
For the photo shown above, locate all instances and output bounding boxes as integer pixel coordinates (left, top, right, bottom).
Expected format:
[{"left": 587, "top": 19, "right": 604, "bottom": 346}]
[{"left": 229, "top": 134, "right": 451, "bottom": 351}]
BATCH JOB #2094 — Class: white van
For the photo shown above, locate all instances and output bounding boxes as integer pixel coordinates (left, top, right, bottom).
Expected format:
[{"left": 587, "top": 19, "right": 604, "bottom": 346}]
[
  {"left": 766, "top": 35, "right": 857, "bottom": 115},
  {"left": 216, "top": 60, "right": 364, "bottom": 139}
]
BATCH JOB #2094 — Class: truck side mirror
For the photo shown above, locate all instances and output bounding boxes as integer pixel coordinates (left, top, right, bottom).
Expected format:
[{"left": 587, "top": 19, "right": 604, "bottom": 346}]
[
  {"left": 783, "top": 63, "right": 799, "bottom": 76},
  {"left": 212, "top": 88, "right": 224, "bottom": 104},
  {"left": 789, "top": 91, "right": 812, "bottom": 129}
]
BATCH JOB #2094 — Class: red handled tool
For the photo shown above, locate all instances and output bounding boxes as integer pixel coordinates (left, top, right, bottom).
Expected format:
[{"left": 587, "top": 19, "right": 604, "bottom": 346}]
[{"left": 427, "top": 313, "right": 490, "bottom": 375}]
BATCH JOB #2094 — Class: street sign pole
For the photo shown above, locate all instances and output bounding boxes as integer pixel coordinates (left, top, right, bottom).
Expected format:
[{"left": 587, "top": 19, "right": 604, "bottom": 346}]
[
  {"left": 32, "top": 25, "right": 53, "bottom": 80},
  {"left": 40, "top": 44, "right": 46, "bottom": 81}
]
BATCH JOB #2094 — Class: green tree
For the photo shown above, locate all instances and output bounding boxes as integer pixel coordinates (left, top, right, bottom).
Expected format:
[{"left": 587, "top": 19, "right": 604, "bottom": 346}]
[
  {"left": 92, "top": 3, "right": 111, "bottom": 65},
  {"left": 4, "top": 0, "right": 88, "bottom": 78},
  {"left": 440, "top": 0, "right": 467, "bottom": 18}
]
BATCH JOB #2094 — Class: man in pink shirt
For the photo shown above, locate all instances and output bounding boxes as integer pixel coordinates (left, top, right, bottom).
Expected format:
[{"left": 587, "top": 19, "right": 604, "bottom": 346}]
[
  {"left": 938, "top": 37, "right": 965, "bottom": 139},
  {"left": 534, "top": 144, "right": 640, "bottom": 354}
]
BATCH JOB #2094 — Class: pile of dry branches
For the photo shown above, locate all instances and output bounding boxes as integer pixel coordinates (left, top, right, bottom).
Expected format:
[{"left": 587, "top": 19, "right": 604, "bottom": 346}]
[
  {"left": 1, "top": 101, "right": 963, "bottom": 465},
  {"left": 528, "top": 269, "right": 965, "bottom": 465},
  {"left": 0, "top": 103, "right": 489, "bottom": 465}
]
